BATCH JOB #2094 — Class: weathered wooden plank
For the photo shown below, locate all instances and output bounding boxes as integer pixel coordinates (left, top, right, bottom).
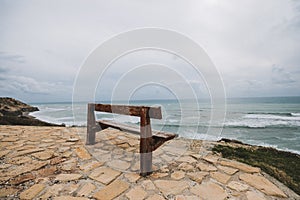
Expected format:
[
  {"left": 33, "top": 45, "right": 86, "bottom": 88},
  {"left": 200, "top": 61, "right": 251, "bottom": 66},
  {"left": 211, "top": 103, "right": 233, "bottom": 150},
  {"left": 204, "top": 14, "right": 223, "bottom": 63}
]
[
  {"left": 94, "top": 104, "right": 162, "bottom": 119},
  {"left": 140, "top": 107, "right": 153, "bottom": 176},
  {"left": 98, "top": 120, "right": 177, "bottom": 139},
  {"left": 87, "top": 104, "right": 100, "bottom": 145},
  {"left": 153, "top": 131, "right": 177, "bottom": 139},
  {"left": 151, "top": 135, "right": 177, "bottom": 151},
  {"left": 98, "top": 120, "right": 140, "bottom": 134}
]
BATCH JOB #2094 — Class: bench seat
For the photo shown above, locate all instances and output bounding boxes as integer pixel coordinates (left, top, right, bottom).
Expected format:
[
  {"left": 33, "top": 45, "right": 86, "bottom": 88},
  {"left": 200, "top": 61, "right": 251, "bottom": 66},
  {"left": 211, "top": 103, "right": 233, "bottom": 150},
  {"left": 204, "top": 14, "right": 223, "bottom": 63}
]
[{"left": 98, "top": 120, "right": 177, "bottom": 151}]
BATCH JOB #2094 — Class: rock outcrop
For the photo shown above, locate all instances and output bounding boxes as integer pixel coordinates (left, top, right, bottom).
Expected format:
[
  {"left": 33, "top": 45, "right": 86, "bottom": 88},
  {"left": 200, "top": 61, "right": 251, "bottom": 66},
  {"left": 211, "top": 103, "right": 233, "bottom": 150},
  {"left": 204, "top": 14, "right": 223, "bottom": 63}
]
[
  {"left": 0, "top": 97, "right": 39, "bottom": 116},
  {"left": 0, "top": 97, "right": 64, "bottom": 126}
]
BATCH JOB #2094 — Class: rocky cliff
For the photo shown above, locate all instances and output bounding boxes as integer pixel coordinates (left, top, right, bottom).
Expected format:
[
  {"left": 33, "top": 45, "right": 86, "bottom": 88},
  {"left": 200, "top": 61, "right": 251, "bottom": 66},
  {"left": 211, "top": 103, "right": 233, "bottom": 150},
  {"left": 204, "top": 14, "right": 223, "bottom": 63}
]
[
  {"left": 0, "top": 97, "right": 39, "bottom": 117},
  {"left": 0, "top": 97, "right": 64, "bottom": 126}
]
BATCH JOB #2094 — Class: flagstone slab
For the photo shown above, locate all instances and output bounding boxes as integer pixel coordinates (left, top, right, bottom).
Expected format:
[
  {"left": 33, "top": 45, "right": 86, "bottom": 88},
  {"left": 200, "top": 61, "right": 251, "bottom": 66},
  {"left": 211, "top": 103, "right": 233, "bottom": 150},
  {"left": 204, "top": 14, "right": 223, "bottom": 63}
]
[
  {"left": 227, "top": 181, "right": 249, "bottom": 192},
  {"left": 0, "top": 150, "right": 10, "bottom": 158},
  {"left": 177, "top": 156, "right": 197, "bottom": 163},
  {"left": 239, "top": 173, "right": 287, "bottom": 197},
  {"left": 178, "top": 163, "right": 194, "bottom": 171},
  {"left": 219, "top": 160, "right": 260, "bottom": 173},
  {"left": 210, "top": 171, "right": 231, "bottom": 184},
  {"left": 11, "top": 148, "right": 44, "bottom": 158},
  {"left": 8, "top": 156, "right": 32, "bottom": 165},
  {"left": 75, "top": 147, "right": 92, "bottom": 160},
  {"left": 0, "top": 187, "right": 19, "bottom": 198},
  {"left": 76, "top": 182, "right": 96, "bottom": 197},
  {"left": 6, "top": 161, "right": 48, "bottom": 177},
  {"left": 19, "top": 184, "right": 45, "bottom": 200},
  {"left": 203, "top": 155, "right": 219, "bottom": 164},
  {"left": 197, "top": 162, "right": 217, "bottom": 171},
  {"left": 154, "top": 180, "right": 189, "bottom": 196},
  {"left": 246, "top": 191, "right": 267, "bottom": 200},
  {"left": 142, "top": 180, "right": 156, "bottom": 190},
  {"left": 93, "top": 180, "right": 129, "bottom": 200},
  {"left": 175, "top": 195, "right": 202, "bottom": 200},
  {"left": 38, "top": 184, "right": 64, "bottom": 199},
  {"left": 10, "top": 173, "right": 35, "bottom": 185},
  {"left": 54, "top": 196, "right": 89, "bottom": 200},
  {"left": 2, "top": 136, "right": 19, "bottom": 142},
  {"left": 171, "top": 170, "right": 186, "bottom": 180},
  {"left": 187, "top": 172, "right": 209, "bottom": 183},
  {"left": 37, "top": 166, "right": 57, "bottom": 177},
  {"left": 88, "top": 167, "right": 121, "bottom": 185},
  {"left": 191, "top": 182, "right": 227, "bottom": 200},
  {"left": 126, "top": 186, "right": 147, "bottom": 200},
  {"left": 107, "top": 160, "right": 131, "bottom": 171},
  {"left": 32, "top": 150, "right": 54, "bottom": 160},
  {"left": 124, "top": 173, "right": 141, "bottom": 183},
  {"left": 217, "top": 165, "right": 239, "bottom": 175},
  {"left": 146, "top": 194, "right": 165, "bottom": 200},
  {"left": 79, "top": 161, "right": 103, "bottom": 172},
  {"left": 55, "top": 174, "right": 82, "bottom": 182}
]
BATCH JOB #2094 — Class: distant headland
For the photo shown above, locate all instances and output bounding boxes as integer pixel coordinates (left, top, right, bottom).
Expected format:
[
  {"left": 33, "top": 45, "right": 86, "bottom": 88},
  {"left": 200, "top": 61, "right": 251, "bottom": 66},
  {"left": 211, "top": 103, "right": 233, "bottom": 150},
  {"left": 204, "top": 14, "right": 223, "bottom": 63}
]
[{"left": 0, "top": 97, "right": 64, "bottom": 126}]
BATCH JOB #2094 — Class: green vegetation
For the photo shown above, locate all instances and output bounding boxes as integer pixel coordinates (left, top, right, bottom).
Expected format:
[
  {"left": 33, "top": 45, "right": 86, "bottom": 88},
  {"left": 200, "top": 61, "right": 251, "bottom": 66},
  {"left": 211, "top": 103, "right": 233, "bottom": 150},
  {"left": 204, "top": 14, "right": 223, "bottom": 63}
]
[{"left": 212, "top": 144, "right": 300, "bottom": 195}]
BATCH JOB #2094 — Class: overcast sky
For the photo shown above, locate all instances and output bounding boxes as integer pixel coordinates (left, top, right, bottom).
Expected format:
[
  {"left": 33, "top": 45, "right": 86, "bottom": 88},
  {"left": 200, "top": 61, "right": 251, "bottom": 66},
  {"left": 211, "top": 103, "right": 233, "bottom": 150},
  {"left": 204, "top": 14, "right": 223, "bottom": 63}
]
[{"left": 0, "top": 0, "right": 300, "bottom": 103}]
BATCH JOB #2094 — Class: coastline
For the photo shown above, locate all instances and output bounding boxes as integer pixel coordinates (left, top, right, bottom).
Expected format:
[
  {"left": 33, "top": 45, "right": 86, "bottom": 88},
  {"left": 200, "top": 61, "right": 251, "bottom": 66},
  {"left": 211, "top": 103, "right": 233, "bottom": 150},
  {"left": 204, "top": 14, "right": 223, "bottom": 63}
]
[
  {"left": 0, "top": 97, "right": 299, "bottom": 198},
  {"left": 0, "top": 97, "right": 65, "bottom": 127},
  {"left": 213, "top": 138, "right": 300, "bottom": 195},
  {"left": 28, "top": 98, "right": 300, "bottom": 155}
]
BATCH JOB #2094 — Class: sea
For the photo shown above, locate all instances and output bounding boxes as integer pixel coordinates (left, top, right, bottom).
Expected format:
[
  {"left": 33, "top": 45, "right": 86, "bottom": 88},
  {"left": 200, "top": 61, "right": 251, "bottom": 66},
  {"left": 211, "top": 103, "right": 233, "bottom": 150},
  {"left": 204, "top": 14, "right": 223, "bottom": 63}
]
[{"left": 30, "top": 97, "right": 300, "bottom": 154}]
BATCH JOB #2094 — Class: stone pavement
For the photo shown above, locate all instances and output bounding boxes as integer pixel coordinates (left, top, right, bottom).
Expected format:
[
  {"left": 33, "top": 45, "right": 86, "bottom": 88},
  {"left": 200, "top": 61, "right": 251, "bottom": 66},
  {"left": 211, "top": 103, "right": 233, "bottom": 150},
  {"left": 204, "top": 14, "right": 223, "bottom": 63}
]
[{"left": 0, "top": 125, "right": 298, "bottom": 199}]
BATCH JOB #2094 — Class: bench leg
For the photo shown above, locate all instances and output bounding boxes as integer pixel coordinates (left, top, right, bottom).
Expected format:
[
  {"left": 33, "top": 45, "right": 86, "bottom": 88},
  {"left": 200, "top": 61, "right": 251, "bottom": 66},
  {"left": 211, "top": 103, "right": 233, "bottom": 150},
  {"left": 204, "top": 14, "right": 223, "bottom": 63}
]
[
  {"left": 87, "top": 103, "right": 96, "bottom": 145},
  {"left": 140, "top": 108, "right": 153, "bottom": 176},
  {"left": 140, "top": 151, "right": 152, "bottom": 176}
]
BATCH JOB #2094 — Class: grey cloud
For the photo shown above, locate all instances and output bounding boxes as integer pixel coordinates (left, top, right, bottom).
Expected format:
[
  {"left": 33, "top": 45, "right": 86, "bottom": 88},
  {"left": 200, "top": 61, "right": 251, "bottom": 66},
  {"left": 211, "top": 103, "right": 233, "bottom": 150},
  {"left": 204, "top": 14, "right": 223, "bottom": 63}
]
[
  {"left": 271, "top": 65, "right": 296, "bottom": 84},
  {"left": 0, "top": 52, "right": 25, "bottom": 63},
  {"left": 0, "top": 66, "right": 9, "bottom": 73},
  {"left": 0, "top": 75, "right": 49, "bottom": 95},
  {"left": 0, "top": 74, "right": 72, "bottom": 99}
]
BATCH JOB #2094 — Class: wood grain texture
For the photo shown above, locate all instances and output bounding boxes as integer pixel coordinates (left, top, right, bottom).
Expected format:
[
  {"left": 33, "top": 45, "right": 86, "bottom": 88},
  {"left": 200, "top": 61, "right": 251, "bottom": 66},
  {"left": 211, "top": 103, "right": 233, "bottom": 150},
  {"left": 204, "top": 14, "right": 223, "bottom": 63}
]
[{"left": 94, "top": 104, "right": 162, "bottom": 119}]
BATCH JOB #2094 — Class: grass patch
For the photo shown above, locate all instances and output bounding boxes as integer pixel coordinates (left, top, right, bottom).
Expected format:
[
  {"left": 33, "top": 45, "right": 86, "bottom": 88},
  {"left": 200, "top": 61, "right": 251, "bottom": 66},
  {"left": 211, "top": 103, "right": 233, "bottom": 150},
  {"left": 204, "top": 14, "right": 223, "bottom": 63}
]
[{"left": 212, "top": 144, "right": 300, "bottom": 195}]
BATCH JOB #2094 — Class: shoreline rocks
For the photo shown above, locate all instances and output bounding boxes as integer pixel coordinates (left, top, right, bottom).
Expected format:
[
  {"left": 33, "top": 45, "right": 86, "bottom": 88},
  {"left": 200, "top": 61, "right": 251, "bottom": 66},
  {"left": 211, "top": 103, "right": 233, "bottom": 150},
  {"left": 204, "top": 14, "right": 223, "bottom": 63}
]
[{"left": 0, "top": 97, "right": 64, "bottom": 126}]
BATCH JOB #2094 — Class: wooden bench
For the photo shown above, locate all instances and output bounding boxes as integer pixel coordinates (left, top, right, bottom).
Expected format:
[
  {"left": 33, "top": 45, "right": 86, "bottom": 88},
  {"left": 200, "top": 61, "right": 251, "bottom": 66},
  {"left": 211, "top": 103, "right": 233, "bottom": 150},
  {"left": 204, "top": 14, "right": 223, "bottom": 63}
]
[{"left": 86, "top": 103, "right": 177, "bottom": 176}]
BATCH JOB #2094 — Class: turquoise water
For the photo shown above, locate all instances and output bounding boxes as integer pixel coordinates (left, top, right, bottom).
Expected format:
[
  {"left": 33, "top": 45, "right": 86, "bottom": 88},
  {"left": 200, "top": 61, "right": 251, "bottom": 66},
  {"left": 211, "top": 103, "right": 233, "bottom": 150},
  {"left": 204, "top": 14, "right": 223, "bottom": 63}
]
[{"left": 30, "top": 97, "right": 300, "bottom": 154}]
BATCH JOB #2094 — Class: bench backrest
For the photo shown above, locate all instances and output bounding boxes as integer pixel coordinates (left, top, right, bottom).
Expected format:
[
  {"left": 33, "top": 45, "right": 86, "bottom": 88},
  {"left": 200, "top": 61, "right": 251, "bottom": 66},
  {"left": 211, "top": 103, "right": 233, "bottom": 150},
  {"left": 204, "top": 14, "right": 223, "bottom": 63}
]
[{"left": 93, "top": 103, "right": 162, "bottom": 119}]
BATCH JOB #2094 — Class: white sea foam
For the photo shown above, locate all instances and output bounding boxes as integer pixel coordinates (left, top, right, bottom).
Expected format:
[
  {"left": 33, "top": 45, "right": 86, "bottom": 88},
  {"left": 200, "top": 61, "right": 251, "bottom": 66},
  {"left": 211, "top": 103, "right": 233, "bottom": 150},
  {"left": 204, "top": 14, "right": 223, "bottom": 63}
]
[
  {"left": 103, "top": 115, "right": 140, "bottom": 124},
  {"left": 167, "top": 119, "right": 180, "bottom": 123},
  {"left": 244, "top": 114, "right": 300, "bottom": 121},
  {"left": 291, "top": 112, "right": 300, "bottom": 117},
  {"left": 224, "top": 113, "right": 300, "bottom": 128}
]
